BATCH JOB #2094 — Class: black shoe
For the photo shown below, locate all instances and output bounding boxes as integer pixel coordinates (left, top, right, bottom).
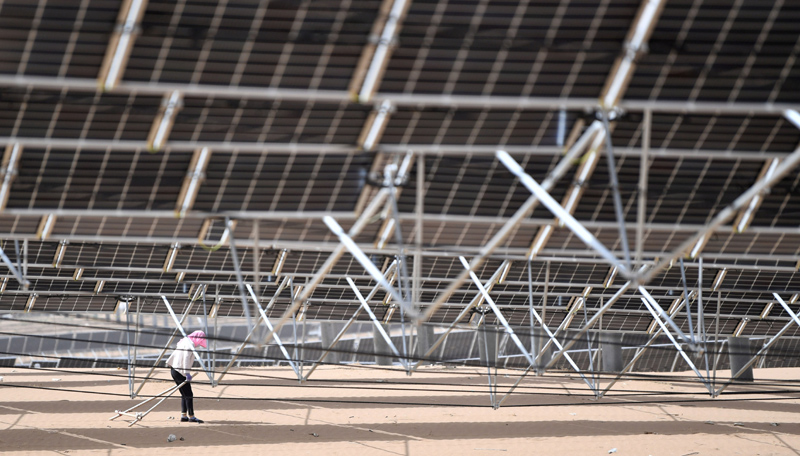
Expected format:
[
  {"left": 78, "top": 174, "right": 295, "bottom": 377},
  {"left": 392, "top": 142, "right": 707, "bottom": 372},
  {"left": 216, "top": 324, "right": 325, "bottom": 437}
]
[
  {"left": 181, "top": 416, "right": 189, "bottom": 422},
  {"left": 188, "top": 416, "right": 204, "bottom": 423}
]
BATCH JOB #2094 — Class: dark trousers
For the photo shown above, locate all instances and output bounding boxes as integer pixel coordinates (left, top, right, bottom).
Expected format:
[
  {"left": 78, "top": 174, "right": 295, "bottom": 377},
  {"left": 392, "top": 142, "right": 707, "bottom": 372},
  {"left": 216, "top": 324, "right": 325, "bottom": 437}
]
[{"left": 170, "top": 368, "right": 194, "bottom": 416}]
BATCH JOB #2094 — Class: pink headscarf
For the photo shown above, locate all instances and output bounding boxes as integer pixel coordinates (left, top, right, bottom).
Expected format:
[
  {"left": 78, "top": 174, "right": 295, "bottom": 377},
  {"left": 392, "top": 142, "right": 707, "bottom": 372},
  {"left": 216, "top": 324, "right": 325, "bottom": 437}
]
[{"left": 188, "top": 330, "right": 207, "bottom": 348}]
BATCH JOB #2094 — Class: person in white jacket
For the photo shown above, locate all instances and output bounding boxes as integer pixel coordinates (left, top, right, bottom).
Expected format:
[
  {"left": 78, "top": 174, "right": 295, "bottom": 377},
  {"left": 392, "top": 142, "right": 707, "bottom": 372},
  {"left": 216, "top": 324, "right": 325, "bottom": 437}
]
[{"left": 166, "top": 330, "right": 206, "bottom": 423}]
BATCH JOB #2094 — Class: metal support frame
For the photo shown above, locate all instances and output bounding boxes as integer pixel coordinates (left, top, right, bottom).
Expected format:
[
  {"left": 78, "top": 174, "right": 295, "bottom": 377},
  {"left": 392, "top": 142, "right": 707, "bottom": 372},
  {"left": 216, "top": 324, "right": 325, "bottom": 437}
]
[
  {"left": 495, "top": 296, "right": 598, "bottom": 407},
  {"left": 215, "top": 277, "right": 292, "bottom": 384},
  {"left": 0, "top": 242, "right": 28, "bottom": 287},
  {"left": 409, "top": 261, "right": 510, "bottom": 373},
  {"left": 712, "top": 293, "right": 800, "bottom": 396},
  {"left": 599, "top": 291, "right": 694, "bottom": 397},
  {"left": 0, "top": 135, "right": 795, "bottom": 160},
  {"left": 497, "top": 150, "right": 633, "bottom": 278},
  {"left": 638, "top": 286, "right": 694, "bottom": 346},
  {"left": 642, "top": 142, "right": 800, "bottom": 282},
  {"left": 459, "top": 256, "right": 535, "bottom": 366},
  {"left": 324, "top": 216, "right": 413, "bottom": 316},
  {"left": 256, "top": 187, "right": 392, "bottom": 359},
  {"left": 161, "top": 296, "right": 214, "bottom": 383},
  {"left": 546, "top": 275, "right": 637, "bottom": 370},
  {"left": 636, "top": 109, "right": 650, "bottom": 267},
  {"left": 125, "top": 299, "right": 133, "bottom": 397},
  {"left": 346, "top": 277, "right": 407, "bottom": 368},
  {"left": 600, "top": 110, "right": 632, "bottom": 270},
  {"left": 639, "top": 296, "right": 712, "bottom": 394},
  {"left": 245, "top": 284, "right": 301, "bottom": 378},
  {"left": 303, "top": 314, "right": 362, "bottom": 379},
  {"left": 418, "top": 121, "right": 601, "bottom": 322},
  {"left": 413, "top": 154, "right": 424, "bottom": 308}
]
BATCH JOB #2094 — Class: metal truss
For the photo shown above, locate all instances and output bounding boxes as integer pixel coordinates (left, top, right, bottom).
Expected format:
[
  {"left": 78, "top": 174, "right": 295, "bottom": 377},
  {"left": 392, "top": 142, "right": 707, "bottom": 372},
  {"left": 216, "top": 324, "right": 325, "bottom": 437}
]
[
  {"left": 347, "top": 277, "right": 409, "bottom": 370},
  {"left": 214, "top": 278, "right": 300, "bottom": 384},
  {"left": 302, "top": 261, "right": 398, "bottom": 381}
]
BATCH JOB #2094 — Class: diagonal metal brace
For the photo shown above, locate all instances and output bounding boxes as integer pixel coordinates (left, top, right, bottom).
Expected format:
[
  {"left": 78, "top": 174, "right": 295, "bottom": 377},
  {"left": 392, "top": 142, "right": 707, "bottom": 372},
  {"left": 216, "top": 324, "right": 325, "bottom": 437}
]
[
  {"left": 215, "top": 277, "right": 292, "bottom": 384},
  {"left": 325, "top": 215, "right": 416, "bottom": 318},
  {"left": 408, "top": 261, "right": 510, "bottom": 374},
  {"left": 347, "top": 277, "right": 408, "bottom": 369},
  {"left": 639, "top": 296, "right": 712, "bottom": 394},
  {"left": 245, "top": 283, "right": 301, "bottom": 378},
  {"left": 497, "top": 150, "right": 633, "bottom": 279},
  {"left": 459, "top": 256, "right": 536, "bottom": 366}
]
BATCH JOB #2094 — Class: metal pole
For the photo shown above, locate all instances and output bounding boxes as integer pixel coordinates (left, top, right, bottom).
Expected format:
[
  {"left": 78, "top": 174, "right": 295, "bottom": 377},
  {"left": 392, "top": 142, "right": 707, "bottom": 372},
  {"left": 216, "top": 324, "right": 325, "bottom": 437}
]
[
  {"left": 0, "top": 243, "right": 27, "bottom": 287},
  {"left": 324, "top": 216, "right": 409, "bottom": 312},
  {"left": 225, "top": 217, "right": 253, "bottom": 330},
  {"left": 582, "top": 299, "right": 596, "bottom": 390},
  {"left": 196, "top": 284, "right": 211, "bottom": 383},
  {"left": 546, "top": 279, "right": 635, "bottom": 370},
  {"left": 414, "top": 154, "right": 424, "bottom": 305},
  {"left": 600, "top": 109, "right": 632, "bottom": 270},
  {"left": 459, "top": 256, "right": 535, "bottom": 366},
  {"left": 481, "top": 325, "right": 496, "bottom": 408},
  {"left": 126, "top": 299, "right": 133, "bottom": 398},
  {"left": 256, "top": 187, "right": 391, "bottom": 349},
  {"left": 713, "top": 289, "right": 721, "bottom": 388},
  {"left": 527, "top": 261, "right": 535, "bottom": 356},
  {"left": 636, "top": 109, "right": 650, "bottom": 268},
  {"left": 23, "top": 239, "right": 28, "bottom": 286},
  {"left": 599, "top": 293, "right": 691, "bottom": 397},
  {"left": 1, "top": 74, "right": 798, "bottom": 114},
  {"left": 302, "top": 308, "right": 363, "bottom": 381},
  {"left": 133, "top": 296, "right": 140, "bottom": 397},
  {"left": 544, "top": 261, "right": 549, "bottom": 327},
  {"left": 252, "top": 220, "right": 260, "bottom": 298},
  {"left": 679, "top": 258, "right": 695, "bottom": 344},
  {"left": 495, "top": 292, "right": 597, "bottom": 406},
  {"left": 698, "top": 257, "right": 710, "bottom": 379},
  {"left": 213, "top": 285, "right": 218, "bottom": 374}
]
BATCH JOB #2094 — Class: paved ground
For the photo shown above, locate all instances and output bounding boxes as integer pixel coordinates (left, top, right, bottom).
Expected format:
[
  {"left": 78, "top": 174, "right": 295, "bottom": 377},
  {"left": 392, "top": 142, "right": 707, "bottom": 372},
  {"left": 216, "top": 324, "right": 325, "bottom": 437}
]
[{"left": 2, "top": 366, "right": 800, "bottom": 455}]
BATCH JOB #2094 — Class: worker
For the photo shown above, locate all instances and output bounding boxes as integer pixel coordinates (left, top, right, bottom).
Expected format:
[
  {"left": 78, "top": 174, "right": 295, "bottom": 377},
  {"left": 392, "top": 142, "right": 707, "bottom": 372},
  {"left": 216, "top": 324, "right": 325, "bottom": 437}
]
[{"left": 166, "top": 330, "right": 206, "bottom": 423}]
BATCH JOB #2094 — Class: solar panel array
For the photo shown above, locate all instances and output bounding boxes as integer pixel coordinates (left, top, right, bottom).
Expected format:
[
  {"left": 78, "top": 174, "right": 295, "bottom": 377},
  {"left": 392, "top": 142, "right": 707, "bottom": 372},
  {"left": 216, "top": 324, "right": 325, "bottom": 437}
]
[{"left": 0, "top": 0, "right": 797, "bottom": 345}]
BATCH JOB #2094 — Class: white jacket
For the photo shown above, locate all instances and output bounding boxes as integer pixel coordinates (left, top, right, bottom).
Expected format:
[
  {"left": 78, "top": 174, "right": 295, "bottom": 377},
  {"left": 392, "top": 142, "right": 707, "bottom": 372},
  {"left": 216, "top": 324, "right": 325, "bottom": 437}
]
[{"left": 166, "top": 337, "right": 196, "bottom": 377}]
